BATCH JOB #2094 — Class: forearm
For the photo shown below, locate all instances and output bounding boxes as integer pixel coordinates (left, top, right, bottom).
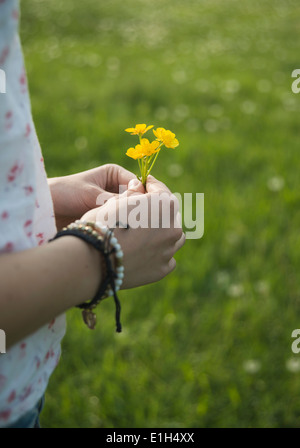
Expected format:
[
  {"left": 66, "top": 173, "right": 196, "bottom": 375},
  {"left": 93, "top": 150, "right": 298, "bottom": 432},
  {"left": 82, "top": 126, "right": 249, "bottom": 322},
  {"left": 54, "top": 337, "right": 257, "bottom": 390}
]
[
  {"left": 0, "top": 236, "right": 102, "bottom": 349},
  {"left": 48, "top": 177, "right": 80, "bottom": 230}
]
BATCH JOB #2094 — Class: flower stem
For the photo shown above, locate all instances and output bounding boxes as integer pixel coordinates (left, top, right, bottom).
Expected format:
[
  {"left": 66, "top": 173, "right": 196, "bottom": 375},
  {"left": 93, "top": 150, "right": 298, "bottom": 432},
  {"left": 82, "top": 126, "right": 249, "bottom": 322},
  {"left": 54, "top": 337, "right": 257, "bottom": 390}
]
[
  {"left": 137, "top": 157, "right": 142, "bottom": 173},
  {"left": 141, "top": 156, "right": 147, "bottom": 187},
  {"left": 146, "top": 149, "right": 161, "bottom": 177}
]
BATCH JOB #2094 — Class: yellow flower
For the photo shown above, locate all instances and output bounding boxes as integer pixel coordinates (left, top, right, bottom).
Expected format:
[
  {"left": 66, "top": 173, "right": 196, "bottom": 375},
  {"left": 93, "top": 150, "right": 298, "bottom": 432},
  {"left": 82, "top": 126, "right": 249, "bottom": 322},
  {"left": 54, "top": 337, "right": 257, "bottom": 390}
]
[
  {"left": 138, "top": 138, "right": 160, "bottom": 156},
  {"left": 125, "top": 124, "right": 154, "bottom": 136},
  {"left": 153, "top": 127, "right": 179, "bottom": 149},
  {"left": 126, "top": 147, "right": 143, "bottom": 160},
  {"left": 126, "top": 138, "right": 160, "bottom": 159},
  {"left": 124, "top": 122, "right": 179, "bottom": 186}
]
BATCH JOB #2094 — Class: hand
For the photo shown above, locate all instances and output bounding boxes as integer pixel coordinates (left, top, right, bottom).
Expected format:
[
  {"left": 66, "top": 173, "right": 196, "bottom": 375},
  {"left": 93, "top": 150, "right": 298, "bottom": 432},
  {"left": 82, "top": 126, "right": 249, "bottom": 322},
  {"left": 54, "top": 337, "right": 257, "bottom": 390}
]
[
  {"left": 48, "top": 164, "right": 140, "bottom": 230},
  {"left": 81, "top": 175, "right": 185, "bottom": 289}
]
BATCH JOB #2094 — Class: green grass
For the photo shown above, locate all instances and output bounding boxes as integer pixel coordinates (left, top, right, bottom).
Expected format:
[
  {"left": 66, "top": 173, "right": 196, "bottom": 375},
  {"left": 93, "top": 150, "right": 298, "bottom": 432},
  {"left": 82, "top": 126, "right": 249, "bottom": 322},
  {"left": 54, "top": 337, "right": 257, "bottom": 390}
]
[{"left": 20, "top": 0, "right": 300, "bottom": 427}]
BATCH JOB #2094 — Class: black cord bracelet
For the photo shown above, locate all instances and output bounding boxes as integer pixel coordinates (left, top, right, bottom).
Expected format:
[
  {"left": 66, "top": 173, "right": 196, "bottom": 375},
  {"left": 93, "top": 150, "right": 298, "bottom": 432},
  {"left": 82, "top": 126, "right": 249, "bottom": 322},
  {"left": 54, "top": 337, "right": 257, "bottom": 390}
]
[{"left": 49, "top": 223, "right": 123, "bottom": 333}]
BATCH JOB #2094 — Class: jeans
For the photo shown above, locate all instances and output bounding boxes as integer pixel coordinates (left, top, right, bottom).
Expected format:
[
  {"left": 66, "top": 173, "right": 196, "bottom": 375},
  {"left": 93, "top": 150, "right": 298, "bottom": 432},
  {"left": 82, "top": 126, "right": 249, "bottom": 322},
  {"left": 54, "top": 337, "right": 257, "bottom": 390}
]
[{"left": 6, "top": 395, "right": 45, "bottom": 429}]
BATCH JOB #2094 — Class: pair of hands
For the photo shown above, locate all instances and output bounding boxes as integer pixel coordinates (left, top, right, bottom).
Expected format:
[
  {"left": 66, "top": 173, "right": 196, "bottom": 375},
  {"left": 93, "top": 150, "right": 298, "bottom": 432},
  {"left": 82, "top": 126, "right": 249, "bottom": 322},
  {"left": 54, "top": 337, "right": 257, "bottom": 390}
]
[{"left": 49, "top": 164, "right": 185, "bottom": 289}]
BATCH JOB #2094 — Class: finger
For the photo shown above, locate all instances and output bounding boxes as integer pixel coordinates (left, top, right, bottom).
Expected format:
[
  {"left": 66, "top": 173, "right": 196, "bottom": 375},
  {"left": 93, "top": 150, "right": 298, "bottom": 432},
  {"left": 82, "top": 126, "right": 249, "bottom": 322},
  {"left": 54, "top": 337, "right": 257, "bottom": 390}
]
[
  {"left": 107, "top": 180, "right": 146, "bottom": 229},
  {"left": 118, "top": 178, "right": 145, "bottom": 197},
  {"left": 174, "top": 232, "right": 186, "bottom": 251},
  {"left": 128, "top": 178, "right": 145, "bottom": 194},
  {"left": 145, "top": 175, "right": 172, "bottom": 194},
  {"left": 159, "top": 257, "right": 177, "bottom": 280},
  {"left": 95, "top": 174, "right": 145, "bottom": 206},
  {"left": 105, "top": 164, "right": 137, "bottom": 193},
  {"left": 95, "top": 188, "right": 117, "bottom": 206},
  {"left": 163, "top": 231, "right": 185, "bottom": 261},
  {"left": 168, "top": 257, "right": 177, "bottom": 273}
]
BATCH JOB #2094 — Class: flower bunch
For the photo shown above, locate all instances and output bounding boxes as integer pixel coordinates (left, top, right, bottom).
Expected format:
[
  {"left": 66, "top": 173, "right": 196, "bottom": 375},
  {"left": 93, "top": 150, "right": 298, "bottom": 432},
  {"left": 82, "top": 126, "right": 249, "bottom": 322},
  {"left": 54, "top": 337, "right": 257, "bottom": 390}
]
[{"left": 125, "top": 124, "right": 179, "bottom": 187}]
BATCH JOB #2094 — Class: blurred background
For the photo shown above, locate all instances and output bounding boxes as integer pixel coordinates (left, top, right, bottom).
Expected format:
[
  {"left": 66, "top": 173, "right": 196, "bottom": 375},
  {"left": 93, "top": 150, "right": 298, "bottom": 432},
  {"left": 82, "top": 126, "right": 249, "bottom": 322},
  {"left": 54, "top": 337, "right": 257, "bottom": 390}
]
[{"left": 21, "top": 0, "right": 300, "bottom": 427}]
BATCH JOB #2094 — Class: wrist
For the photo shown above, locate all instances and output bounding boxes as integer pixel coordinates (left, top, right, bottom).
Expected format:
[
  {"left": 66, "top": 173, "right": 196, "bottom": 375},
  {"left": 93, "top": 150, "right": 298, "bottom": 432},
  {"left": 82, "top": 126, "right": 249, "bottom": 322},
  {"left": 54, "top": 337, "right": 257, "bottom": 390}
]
[
  {"left": 48, "top": 177, "right": 77, "bottom": 230},
  {"left": 48, "top": 177, "right": 64, "bottom": 230},
  {"left": 53, "top": 235, "right": 103, "bottom": 304},
  {"left": 50, "top": 221, "right": 124, "bottom": 332}
]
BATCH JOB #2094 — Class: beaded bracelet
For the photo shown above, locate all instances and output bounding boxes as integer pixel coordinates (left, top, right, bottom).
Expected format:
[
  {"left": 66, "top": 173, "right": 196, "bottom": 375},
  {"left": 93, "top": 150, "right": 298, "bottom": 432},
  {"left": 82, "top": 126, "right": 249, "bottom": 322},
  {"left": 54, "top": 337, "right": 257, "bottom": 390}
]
[{"left": 50, "top": 220, "right": 124, "bottom": 332}]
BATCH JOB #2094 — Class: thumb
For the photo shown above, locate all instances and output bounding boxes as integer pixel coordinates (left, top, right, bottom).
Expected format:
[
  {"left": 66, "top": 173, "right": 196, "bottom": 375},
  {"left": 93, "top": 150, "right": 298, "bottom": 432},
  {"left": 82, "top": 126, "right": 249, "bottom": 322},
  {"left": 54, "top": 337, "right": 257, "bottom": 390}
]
[
  {"left": 95, "top": 188, "right": 117, "bottom": 206},
  {"left": 145, "top": 175, "right": 171, "bottom": 194},
  {"left": 126, "top": 178, "right": 145, "bottom": 195},
  {"left": 95, "top": 179, "right": 144, "bottom": 206}
]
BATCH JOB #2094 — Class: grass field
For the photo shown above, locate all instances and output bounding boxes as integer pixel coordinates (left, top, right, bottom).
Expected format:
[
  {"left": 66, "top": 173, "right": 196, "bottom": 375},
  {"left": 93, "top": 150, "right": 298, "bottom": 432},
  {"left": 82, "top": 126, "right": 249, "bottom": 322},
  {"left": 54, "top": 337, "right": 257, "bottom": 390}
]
[{"left": 21, "top": 0, "right": 300, "bottom": 427}]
